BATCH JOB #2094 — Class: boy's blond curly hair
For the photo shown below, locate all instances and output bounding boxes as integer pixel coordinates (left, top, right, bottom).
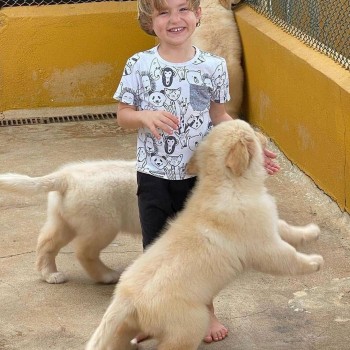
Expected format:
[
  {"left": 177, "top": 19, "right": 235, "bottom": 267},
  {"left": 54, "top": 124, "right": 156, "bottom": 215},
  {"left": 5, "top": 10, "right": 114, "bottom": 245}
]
[{"left": 138, "top": 0, "right": 201, "bottom": 36}]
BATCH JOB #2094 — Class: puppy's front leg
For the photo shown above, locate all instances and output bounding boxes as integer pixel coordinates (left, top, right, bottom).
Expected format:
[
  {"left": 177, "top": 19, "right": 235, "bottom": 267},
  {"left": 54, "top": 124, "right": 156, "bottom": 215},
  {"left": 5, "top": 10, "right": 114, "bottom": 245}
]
[
  {"left": 251, "top": 240, "right": 324, "bottom": 276},
  {"left": 278, "top": 220, "right": 320, "bottom": 248}
]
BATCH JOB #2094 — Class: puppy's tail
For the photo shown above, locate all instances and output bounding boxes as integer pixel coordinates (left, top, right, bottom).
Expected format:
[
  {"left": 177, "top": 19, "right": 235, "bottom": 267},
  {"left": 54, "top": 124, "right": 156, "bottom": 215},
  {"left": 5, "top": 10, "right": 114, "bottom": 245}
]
[
  {"left": 86, "top": 293, "right": 138, "bottom": 350},
  {"left": 0, "top": 172, "right": 67, "bottom": 196}
]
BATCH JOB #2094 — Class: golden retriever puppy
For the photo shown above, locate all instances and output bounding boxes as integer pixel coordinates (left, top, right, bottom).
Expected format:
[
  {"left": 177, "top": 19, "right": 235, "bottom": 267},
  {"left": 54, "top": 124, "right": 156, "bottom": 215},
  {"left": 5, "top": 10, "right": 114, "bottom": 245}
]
[
  {"left": 192, "top": 0, "right": 244, "bottom": 116},
  {"left": 86, "top": 119, "right": 324, "bottom": 350},
  {"left": 0, "top": 160, "right": 140, "bottom": 284}
]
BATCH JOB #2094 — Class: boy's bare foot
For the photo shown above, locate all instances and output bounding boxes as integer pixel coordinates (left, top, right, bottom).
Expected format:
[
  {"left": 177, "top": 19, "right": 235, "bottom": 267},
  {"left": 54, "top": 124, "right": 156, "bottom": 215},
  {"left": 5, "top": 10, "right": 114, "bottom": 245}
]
[{"left": 203, "top": 308, "right": 228, "bottom": 343}]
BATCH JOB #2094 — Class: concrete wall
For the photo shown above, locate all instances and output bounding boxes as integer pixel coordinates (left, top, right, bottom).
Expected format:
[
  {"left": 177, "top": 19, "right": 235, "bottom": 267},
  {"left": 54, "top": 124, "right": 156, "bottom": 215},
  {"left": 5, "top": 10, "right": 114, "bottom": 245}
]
[
  {"left": 0, "top": 2, "right": 155, "bottom": 111},
  {"left": 235, "top": 6, "right": 350, "bottom": 213}
]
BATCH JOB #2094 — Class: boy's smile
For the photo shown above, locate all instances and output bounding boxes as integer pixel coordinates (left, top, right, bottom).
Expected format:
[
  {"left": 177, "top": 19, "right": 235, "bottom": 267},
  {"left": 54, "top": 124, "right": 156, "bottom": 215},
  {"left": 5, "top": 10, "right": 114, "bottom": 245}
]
[{"left": 168, "top": 27, "right": 185, "bottom": 32}]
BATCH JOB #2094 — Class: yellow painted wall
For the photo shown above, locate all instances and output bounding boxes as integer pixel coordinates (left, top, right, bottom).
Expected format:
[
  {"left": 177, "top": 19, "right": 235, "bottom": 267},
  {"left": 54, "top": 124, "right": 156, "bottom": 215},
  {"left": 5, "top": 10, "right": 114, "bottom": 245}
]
[
  {"left": 0, "top": 2, "right": 155, "bottom": 111},
  {"left": 1, "top": 3, "right": 349, "bottom": 213},
  {"left": 235, "top": 6, "right": 350, "bottom": 212}
]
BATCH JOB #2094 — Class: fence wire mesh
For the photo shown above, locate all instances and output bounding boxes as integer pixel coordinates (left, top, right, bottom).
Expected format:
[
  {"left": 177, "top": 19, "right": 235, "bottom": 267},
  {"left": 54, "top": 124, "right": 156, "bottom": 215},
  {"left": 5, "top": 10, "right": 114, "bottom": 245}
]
[
  {"left": 245, "top": 0, "right": 349, "bottom": 70},
  {"left": 0, "top": 0, "right": 124, "bottom": 6},
  {"left": 1, "top": 0, "right": 349, "bottom": 70}
]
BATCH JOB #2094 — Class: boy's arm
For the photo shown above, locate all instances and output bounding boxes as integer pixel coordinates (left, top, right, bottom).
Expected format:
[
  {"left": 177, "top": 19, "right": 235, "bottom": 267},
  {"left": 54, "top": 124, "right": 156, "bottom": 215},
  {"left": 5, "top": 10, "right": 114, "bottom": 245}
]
[
  {"left": 117, "top": 102, "right": 179, "bottom": 140},
  {"left": 209, "top": 101, "right": 237, "bottom": 125}
]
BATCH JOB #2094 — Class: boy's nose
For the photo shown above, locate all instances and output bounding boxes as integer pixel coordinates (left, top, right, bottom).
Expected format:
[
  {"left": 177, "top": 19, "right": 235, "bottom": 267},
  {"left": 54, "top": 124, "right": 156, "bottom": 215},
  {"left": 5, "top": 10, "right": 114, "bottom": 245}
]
[{"left": 169, "top": 11, "right": 181, "bottom": 23}]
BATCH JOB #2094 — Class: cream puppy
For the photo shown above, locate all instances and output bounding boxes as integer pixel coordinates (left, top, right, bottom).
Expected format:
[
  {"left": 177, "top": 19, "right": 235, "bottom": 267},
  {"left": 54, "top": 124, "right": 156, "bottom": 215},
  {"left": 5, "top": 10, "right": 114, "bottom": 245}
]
[
  {"left": 0, "top": 160, "right": 140, "bottom": 284},
  {"left": 86, "top": 119, "right": 323, "bottom": 350}
]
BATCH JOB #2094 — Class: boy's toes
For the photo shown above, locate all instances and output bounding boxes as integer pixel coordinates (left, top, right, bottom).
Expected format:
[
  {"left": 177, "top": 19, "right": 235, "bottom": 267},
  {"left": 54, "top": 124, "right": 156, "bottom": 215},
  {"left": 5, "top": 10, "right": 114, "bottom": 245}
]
[
  {"left": 203, "top": 321, "right": 228, "bottom": 343},
  {"left": 212, "top": 329, "right": 227, "bottom": 341},
  {"left": 204, "top": 335, "right": 213, "bottom": 343},
  {"left": 204, "top": 329, "right": 228, "bottom": 343}
]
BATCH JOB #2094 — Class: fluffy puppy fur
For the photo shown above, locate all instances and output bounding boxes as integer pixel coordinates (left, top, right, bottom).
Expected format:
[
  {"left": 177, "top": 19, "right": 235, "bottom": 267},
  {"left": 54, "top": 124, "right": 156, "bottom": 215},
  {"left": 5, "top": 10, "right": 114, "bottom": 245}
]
[
  {"left": 0, "top": 160, "right": 140, "bottom": 284},
  {"left": 86, "top": 120, "right": 324, "bottom": 350},
  {"left": 192, "top": 0, "right": 244, "bottom": 116}
]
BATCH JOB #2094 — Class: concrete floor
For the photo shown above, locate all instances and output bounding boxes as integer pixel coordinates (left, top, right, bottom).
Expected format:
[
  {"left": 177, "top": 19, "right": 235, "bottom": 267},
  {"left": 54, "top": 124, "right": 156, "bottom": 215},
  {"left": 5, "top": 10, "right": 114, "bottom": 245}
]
[{"left": 0, "top": 107, "right": 350, "bottom": 350}]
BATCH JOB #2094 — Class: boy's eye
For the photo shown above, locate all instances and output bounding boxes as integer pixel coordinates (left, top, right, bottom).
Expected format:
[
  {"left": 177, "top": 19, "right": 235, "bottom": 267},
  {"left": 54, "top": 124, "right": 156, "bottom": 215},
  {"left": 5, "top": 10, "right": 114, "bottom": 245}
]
[
  {"left": 159, "top": 10, "right": 168, "bottom": 15},
  {"left": 180, "top": 7, "right": 189, "bottom": 11}
]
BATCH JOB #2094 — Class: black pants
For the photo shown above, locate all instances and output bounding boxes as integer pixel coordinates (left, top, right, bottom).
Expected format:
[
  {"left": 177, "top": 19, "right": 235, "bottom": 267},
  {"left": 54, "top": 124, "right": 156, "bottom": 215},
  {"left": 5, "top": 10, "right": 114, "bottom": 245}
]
[{"left": 137, "top": 172, "right": 197, "bottom": 249}]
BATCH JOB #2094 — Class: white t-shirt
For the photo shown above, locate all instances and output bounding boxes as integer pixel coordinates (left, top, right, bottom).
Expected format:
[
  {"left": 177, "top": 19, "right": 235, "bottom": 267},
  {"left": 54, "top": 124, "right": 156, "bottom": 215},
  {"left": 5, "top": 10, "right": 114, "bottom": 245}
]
[{"left": 114, "top": 45, "right": 230, "bottom": 180}]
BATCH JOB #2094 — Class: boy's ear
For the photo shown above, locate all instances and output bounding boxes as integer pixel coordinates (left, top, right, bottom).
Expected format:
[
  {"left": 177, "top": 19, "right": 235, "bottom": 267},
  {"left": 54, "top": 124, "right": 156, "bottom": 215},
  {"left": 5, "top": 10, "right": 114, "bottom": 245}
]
[
  {"left": 186, "top": 153, "right": 198, "bottom": 175},
  {"left": 195, "top": 6, "right": 202, "bottom": 20}
]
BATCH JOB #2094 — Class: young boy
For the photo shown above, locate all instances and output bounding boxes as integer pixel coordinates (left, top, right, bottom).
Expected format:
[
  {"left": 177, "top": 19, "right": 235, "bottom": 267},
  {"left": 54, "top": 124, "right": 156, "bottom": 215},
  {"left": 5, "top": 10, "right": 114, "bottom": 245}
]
[{"left": 114, "top": 0, "right": 279, "bottom": 344}]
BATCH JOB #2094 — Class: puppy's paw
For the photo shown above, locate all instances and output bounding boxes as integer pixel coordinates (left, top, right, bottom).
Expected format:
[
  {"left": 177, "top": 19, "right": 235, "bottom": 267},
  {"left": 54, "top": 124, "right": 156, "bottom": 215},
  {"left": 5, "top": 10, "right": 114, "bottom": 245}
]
[
  {"left": 308, "top": 254, "right": 324, "bottom": 272},
  {"left": 130, "top": 338, "right": 139, "bottom": 349},
  {"left": 303, "top": 224, "right": 320, "bottom": 243},
  {"left": 98, "top": 270, "right": 120, "bottom": 284},
  {"left": 45, "top": 272, "right": 67, "bottom": 284}
]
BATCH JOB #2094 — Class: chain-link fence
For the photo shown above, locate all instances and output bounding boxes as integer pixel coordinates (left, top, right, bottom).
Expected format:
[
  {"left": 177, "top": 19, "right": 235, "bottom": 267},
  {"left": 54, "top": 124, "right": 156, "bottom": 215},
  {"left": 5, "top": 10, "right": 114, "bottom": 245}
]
[
  {"left": 1, "top": 0, "right": 349, "bottom": 70},
  {"left": 245, "top": 0, "right": 349, "bottom": 70},
  {"left": 0, "top": 0, "right": 125, "bottom": 6}
]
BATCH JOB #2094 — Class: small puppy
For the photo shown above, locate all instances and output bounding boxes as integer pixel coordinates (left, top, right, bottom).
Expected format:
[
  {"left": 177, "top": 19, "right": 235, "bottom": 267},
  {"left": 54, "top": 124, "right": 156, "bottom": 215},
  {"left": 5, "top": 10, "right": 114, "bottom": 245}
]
[
  {"left": 0, "top": 160, "right": 140, "bottom": 284},
  {"left": 192, "top": 0, "right": 244, "bottom": 116},
  {"left": 86, "top": 120, "right": 324, "bottom": 350}
]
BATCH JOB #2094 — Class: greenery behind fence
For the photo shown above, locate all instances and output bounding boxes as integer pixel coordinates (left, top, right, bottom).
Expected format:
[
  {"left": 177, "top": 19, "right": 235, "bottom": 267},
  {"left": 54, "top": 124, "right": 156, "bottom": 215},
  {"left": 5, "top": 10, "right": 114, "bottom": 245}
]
[{"left": 1, "top": 0, "right": 349, "bottom": 70}]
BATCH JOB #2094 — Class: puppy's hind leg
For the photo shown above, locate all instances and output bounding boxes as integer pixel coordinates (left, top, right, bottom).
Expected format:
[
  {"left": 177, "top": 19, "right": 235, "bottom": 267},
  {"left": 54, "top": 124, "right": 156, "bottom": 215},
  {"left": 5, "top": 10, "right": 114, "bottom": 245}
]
[
  {"left": 87, "top": 320, "right": 138, "bottom": 350},
  {"left": 75, "top": 241, "right": 120, "bottom": 284},
  {"left": 36, "top": 192, "right": 75, "bottom": 284},
  {"left": 157, "top": 304, "right": 208, "bottom": 350},
  {"left": 74, "top": 225, "right": 120, "bottom": 284},
  {"left": 158, "top": 338, "right": 202, "bottom": 350},
  {"left": 86, "top": 297, "right": 139, "bottom": 350},
  {"left": 278, "top": 219, "right": 320, "bottom": 247}
]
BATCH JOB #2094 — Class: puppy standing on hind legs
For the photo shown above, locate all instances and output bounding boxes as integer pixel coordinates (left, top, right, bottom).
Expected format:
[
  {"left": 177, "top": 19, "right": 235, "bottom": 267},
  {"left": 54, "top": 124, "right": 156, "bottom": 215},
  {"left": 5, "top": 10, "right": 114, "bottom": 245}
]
[{"left": 86, "top": 120, "right": 324, "bottom": 350}]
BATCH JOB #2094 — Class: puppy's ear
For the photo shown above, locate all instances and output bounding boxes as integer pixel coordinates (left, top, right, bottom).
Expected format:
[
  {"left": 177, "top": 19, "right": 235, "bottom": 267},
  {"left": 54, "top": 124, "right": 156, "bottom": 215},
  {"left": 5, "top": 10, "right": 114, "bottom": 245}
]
[
  {"left": 187, "top": 153, "right": 198, "bottom": 175},
  {"left": 225, "top": 138, "right": 251, "bottom": 176}
]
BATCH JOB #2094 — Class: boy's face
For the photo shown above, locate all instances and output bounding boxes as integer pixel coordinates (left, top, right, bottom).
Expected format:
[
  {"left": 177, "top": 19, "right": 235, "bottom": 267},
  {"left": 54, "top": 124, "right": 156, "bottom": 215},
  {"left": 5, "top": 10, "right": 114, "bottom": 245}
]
[{"left": 151, "top": 0, "right": 201, "bottom": 48}]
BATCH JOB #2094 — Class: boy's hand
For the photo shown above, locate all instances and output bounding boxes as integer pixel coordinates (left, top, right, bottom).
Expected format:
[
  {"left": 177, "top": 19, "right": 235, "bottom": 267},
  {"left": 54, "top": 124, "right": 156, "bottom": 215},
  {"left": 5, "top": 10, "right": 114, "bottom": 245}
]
[
  {"left": 142, "top": 110, "right": 179, "bottom": 140},
  {"left": 263, "top": 148, "right": 280, "bottom": 175}
]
